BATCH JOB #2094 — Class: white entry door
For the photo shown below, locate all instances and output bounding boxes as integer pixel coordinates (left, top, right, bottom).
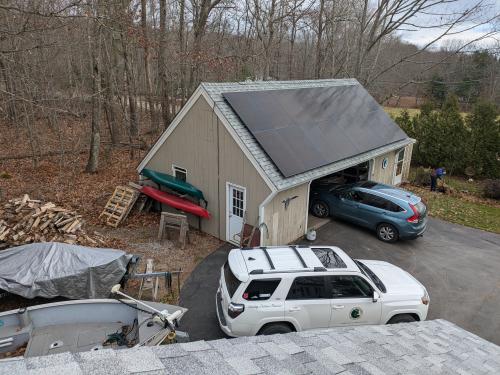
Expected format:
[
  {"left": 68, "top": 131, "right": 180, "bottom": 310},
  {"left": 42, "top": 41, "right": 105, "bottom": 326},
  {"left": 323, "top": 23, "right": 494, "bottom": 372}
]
[
  {"left": 393, "top": 148, "right": 405, "bottom": 185},
  {"left": 227, "top": 183, "right": 246, "bottom": 245}
]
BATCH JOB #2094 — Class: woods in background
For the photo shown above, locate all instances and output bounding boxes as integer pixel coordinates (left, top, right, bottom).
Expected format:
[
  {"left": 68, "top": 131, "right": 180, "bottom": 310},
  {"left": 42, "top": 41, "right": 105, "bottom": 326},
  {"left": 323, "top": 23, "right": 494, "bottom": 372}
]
[{"left": 0, "top": 0, "right": 499, "bottom": 173}]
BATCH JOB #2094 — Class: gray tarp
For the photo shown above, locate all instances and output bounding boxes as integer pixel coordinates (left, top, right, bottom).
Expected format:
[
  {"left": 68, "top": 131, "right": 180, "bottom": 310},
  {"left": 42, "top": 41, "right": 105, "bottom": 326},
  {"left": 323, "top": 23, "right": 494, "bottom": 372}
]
[{"left": 0, "top": 242, "right": 132, "bottom": 299}]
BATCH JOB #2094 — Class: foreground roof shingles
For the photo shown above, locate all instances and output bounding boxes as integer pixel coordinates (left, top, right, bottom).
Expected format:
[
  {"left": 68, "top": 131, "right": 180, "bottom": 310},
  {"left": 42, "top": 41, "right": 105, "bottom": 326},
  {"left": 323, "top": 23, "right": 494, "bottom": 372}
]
[
  {"left": 1, "top": 320, "right": 499, "bottom": 374},
  {"left": 202, "top": 79, "right": 413, "bottom": 191}
]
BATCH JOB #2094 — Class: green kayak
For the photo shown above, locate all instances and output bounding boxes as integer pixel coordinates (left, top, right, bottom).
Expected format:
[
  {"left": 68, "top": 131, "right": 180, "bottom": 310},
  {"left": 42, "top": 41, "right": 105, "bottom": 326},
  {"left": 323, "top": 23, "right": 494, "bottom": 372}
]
[{"left": 141, "top": 168, "right": 206, "bottom": 203}]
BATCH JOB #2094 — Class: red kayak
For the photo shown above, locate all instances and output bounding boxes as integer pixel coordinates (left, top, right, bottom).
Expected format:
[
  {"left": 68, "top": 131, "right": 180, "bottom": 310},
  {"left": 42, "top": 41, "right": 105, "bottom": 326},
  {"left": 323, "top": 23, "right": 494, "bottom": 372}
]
[{"left": 140, "top": 186, "right": 211, "bottom": 219}]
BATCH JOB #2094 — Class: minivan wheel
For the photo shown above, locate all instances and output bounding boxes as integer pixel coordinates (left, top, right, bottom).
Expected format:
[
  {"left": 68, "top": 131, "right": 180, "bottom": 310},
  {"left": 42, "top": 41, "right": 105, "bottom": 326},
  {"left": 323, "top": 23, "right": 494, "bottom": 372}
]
[
  {"left": 376, "top": 223, "right": 399, "bottom": 243},
  {"left": 387, "top": 314, "right": 417, "bottom": 324},
  {"left": 311, "top": 201, "right": 329, "bottom": 218},
  {"left": 258, "top": 323, "right": 294, "bottom": 335}
]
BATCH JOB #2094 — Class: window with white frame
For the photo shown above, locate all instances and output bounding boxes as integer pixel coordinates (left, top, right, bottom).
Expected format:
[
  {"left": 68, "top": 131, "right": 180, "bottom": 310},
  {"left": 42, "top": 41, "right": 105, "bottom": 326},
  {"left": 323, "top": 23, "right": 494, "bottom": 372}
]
[{"left": 172, "top": 165, "right": 187, "bottom": 182}]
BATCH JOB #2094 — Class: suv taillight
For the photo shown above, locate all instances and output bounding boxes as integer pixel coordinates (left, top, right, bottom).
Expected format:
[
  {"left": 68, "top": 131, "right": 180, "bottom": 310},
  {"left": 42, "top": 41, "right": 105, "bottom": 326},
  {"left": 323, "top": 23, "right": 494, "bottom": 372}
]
[
  {"left": 228, "top": 302, "right": 245, "bottom": 319},
  {"left": 407, "top": 204, "right": 420, "bottom": 223}
]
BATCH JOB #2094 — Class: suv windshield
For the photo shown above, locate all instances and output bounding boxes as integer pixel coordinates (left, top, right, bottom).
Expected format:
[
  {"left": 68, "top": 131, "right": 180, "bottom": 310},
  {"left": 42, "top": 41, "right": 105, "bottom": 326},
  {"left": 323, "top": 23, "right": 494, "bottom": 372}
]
[
  {"left": 224, "top": 262, "right": 241, "bottom": 298},
  {"left": 354, "top": 260, "right": 387, "bottom": 293}
]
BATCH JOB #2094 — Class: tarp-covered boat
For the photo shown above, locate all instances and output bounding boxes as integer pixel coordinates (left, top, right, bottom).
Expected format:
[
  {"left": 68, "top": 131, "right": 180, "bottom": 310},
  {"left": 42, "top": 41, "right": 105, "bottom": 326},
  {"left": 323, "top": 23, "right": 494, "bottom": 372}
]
[
  {"left": 140, "top": 186, "right": 211, "bottom": 219},
  {"left": 141, "top": 168, "right": 206, "bottom": 204},
  {"left": 0, "top": 242, "right": 132, "bottom": 299}
]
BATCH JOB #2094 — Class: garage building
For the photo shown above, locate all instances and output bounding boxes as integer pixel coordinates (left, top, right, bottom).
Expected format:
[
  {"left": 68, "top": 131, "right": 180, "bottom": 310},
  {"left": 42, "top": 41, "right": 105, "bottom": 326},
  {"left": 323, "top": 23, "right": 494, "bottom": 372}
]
[{"left": 138, "top": 79, "right": 414, "bottom": 246}]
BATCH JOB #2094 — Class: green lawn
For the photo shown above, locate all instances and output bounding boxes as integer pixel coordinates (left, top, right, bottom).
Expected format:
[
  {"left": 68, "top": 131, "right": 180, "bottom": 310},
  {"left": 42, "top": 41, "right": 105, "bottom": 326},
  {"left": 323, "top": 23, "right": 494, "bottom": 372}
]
[
  {"left": 444, "top": 175, "right": 484, "bottom": 196},
  {"left": 384, "top": 107, "right": 421, "bottom": 117},
  {"left": 383, "top": 107, "right": 470, "bottom": 118},
  {"left": 406, "top": 185, "right": 500, "bottom": 233}
]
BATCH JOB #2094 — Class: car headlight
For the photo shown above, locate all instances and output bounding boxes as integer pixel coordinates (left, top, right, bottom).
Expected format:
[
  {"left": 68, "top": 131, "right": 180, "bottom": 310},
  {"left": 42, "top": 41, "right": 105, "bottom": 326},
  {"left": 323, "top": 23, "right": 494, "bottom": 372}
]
[{"left": 421, "top": 289, "right": 430, "bottom": 305}]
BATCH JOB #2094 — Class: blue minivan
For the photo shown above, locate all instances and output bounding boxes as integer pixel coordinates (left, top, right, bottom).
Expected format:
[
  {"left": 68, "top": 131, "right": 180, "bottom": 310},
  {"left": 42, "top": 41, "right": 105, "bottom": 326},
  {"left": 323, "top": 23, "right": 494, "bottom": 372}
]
[{"left": 310, "top": 181, "right": 427, "bottom": 242}]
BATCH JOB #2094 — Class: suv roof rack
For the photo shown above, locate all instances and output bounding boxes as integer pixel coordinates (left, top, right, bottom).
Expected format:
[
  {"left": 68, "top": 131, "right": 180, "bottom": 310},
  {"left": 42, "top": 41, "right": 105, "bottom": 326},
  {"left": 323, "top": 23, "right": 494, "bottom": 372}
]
[
  {"left": 241, "top": 246, "right": 309, "bottom": 270},
  {"left": 289, "top": 245, "right": 307, "bottom": 268},
  {"left": 249, "top": 266, "right": 327, "bottom": 275}
]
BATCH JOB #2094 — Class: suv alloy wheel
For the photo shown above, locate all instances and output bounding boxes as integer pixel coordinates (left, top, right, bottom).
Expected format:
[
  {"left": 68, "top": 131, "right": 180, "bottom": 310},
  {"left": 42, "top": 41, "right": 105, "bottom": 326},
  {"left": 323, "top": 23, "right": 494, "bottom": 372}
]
[
  {"left": 377, "top": 223, "right": 398, "bottom": 243},
  {"left": 311, "top": 201, "right": 329, "bottom": 218}
]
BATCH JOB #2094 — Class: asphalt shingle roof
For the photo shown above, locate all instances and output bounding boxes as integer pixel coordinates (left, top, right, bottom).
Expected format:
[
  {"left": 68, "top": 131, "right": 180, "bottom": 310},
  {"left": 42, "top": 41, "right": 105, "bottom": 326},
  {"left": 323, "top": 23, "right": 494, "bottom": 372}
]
[
  {"left": 2, "top": 319, "right": 499, "bottom": 374},
  {"left": 202, "top": 79, "right": 413, "bottom": 191}
]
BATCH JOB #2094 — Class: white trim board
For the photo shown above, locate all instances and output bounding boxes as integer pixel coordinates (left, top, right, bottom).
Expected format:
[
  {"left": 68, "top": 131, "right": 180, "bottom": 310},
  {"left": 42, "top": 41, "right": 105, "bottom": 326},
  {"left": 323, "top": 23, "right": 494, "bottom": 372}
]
[{"left": 226, "top": 182, "right": 247, "bottom": 245}]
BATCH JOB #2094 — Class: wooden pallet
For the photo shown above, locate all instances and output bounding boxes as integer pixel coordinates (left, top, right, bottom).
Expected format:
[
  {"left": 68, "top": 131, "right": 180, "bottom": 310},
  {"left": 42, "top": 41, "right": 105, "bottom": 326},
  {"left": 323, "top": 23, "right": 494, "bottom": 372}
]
[{"left": 99, "top": 185, "right": 139, "bottom": 227}]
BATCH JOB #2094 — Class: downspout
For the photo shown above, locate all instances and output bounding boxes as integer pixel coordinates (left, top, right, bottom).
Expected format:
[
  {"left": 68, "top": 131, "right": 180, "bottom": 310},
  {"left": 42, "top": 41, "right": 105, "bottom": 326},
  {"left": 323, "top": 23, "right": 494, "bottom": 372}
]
[
  {"left": 258, "top": 190, "right": 278, "bottom": 246},
  {"left": 304, "top": 180, "right": 313, "bottom": 236}
]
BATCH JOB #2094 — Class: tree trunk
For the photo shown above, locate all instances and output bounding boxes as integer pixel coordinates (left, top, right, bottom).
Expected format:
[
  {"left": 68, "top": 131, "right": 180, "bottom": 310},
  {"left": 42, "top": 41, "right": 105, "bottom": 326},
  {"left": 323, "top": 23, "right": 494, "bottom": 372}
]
[
  {"left": 288, "top": 15, "right": 297, "bottom": 79},
  {"left": 0, "top": 57, "right": 17, "bottom": 124},
  {"left": 159, "top": 0, "right": 170, "bottom": 128},
  {"left": 140, "top": 0, "right": 157, "bottom": 130},
  {"left": 121, "top": 31, "right": 139, "bottom": 137},
  {"left": 354, "top": 0, "right": 368, "bottom": 79},
  {"left": 315, "top": 0, "right": 325, "bottom": 79},
  {"left": 178, "top": 0, "right": 186, "bottom": 101},
  {"left": 86, "top": 15, "right": 102, "bottom": 173}
]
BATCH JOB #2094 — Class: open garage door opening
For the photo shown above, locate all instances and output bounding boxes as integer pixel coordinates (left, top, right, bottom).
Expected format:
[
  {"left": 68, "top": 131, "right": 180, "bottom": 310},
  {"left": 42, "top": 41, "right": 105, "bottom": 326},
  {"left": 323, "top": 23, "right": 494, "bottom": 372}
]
[{"left": 307, "top": 161, "right": 371, "bottom": 231}]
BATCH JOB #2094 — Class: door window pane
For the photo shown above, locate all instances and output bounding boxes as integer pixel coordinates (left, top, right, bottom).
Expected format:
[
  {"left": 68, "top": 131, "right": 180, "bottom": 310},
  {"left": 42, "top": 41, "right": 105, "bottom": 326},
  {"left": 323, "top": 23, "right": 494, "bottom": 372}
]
[
  {"left": 231, "top": 188, "right": 244, "bottom": 218},
  {"left": 328, "top": 276, "right": 373, "bottom": 298},
  {"left": 396, "top": 161, "right": 403, "bottom": 176},
  {"left": 397, "top": 149, "right": 405, "bottom": 162},
  {"left": 286, "top": 276, "right": 327, "bottom": 300},
  {"left": 243, "top": 279, "right": 281, "bottom": 300}
]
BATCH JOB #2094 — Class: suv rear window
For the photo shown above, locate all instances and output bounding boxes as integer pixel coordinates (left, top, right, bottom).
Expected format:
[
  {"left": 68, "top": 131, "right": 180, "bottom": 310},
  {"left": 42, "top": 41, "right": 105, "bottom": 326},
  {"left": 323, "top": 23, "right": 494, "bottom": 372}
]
[
  {"left": 243, "top": 279, "right": 281, "bottom": 300},
  {"left": 224, "top": 262, "right": 241, "bottom": 298},
  {"left": 311, "top": 248, "right": 347, "bottom": 268},
  {"left": 286, "top": 276, "right": 327, "bottom": 300}
]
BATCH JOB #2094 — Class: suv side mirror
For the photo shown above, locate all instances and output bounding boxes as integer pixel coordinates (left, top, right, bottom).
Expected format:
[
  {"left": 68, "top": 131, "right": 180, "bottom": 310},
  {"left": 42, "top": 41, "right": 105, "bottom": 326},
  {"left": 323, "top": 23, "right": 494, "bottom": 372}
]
[{"left": 372, "top": 291, "right": 380, "bottom": 303}]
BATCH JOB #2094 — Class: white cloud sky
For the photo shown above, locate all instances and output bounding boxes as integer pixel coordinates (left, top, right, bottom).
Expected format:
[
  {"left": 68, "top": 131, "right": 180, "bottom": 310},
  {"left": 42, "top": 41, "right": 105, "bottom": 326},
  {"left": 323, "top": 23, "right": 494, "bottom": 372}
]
[{"left": 395, "top": 0, "right": 499, "bottom": 49}]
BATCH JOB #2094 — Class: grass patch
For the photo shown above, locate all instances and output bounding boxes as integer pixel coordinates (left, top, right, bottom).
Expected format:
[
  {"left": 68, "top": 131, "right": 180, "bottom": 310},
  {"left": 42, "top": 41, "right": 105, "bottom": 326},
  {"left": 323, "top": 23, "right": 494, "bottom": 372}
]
[
  {"left": 383, "top": 107, "right": 470, "bottom": 118},
  {"left": 384, "top": 107, "right": 421, "bottom": 117},
  {"left": 406, "top": 185, "right": 500, "bottom": 233},
  {"left": 444, "top": 175, "right": 484, "bottom": 196}
]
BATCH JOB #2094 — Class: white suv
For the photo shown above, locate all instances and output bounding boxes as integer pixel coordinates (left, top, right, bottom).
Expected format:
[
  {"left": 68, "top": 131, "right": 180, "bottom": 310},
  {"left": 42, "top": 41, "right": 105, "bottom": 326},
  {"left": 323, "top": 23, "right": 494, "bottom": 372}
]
[{"left": 216, "top": 246, "right": 429, "bottom": 337}]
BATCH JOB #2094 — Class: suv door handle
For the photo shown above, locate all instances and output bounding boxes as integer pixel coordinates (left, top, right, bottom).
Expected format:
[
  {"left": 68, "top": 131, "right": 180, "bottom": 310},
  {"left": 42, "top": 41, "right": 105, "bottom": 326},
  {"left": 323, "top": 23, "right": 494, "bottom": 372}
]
[
  {"left": 289, "top": 307, "right": 301, "bottom": 312},
  {"left": 332, "top": 305, "right": 345, "bottom": 310}
]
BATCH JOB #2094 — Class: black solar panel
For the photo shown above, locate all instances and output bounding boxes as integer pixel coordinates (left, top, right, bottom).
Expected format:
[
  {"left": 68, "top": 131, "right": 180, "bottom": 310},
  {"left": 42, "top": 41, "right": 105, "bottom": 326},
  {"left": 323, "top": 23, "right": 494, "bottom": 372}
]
[{"left": 222, "top": 85, "right": 408, "bottom": 177}]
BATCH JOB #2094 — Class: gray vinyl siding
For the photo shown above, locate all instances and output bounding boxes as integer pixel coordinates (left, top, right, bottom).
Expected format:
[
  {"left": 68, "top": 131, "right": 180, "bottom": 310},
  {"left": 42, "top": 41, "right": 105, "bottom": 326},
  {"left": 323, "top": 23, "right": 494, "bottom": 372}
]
[{"left": 144, "top": 96, "right": 271, "bottom": 240}]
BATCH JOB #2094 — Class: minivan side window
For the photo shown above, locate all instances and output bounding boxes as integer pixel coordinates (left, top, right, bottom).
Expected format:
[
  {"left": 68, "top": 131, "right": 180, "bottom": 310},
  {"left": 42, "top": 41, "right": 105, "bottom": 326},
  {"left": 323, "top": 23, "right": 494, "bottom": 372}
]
[
  {"left": 286, "top": 276, "right": 327, "bottom": 300},
  {"left": 243, "top": 279, "right": 281, "bottom": 301},
  {"left": 328, "top": 275, "right": 373, "bottom": 298}
]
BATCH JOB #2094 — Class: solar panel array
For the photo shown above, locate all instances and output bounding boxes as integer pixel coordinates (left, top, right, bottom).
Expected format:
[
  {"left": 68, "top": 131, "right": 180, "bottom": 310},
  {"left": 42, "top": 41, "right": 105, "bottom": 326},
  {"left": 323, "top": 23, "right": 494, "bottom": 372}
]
[{"left": 223, "top": 85, "right": 408, "bottom": 177}]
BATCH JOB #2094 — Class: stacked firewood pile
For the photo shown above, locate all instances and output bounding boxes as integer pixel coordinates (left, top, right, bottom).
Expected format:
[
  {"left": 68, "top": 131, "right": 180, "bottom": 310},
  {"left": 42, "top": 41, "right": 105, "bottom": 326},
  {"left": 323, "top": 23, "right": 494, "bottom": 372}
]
[{"left": 0, "top": 194, "right": 107, "bottom": 247}]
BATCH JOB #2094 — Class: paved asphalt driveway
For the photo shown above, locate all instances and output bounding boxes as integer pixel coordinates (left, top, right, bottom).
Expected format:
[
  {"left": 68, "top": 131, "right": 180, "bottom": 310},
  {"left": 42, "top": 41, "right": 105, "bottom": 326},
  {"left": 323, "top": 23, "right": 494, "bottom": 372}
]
[{"left": 179, "top": 217, "right": 500, "bottom": 344}]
